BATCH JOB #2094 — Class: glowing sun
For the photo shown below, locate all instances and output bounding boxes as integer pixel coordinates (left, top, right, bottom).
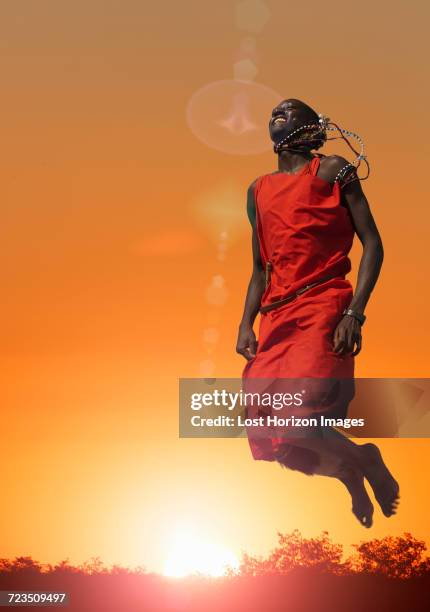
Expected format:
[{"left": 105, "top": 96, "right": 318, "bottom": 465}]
[{"left": 163, "top": 527, "right": 239, "bottom": 577}]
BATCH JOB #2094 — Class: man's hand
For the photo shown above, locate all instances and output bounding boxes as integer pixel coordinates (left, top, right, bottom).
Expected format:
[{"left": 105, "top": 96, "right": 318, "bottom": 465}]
[
  {"left": 333, "top": 315, "right": 362, "bottom": 356},
  {"left": 236, "top": 324, "right": 258, "bottom": 361}
]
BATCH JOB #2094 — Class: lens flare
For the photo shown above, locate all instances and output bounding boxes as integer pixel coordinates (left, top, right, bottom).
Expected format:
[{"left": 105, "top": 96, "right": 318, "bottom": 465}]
[{"left": 186, "top": 79, "right": 282, "bottom": 155}]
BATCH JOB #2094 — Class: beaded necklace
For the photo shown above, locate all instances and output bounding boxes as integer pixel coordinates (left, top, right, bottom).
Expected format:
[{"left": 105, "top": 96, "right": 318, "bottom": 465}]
[{"left": 274, "top": 113, "right": 370, "bottom": 186}]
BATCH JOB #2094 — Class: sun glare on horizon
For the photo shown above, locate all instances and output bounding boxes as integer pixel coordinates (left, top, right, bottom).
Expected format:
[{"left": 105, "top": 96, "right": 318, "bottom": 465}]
[{"left": 163, "top": 526, "right": 239, "bottom": 578}]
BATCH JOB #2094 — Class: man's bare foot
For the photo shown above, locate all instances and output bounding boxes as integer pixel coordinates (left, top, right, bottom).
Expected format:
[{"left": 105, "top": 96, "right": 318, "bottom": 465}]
[
  {"left": 361, "top": 443, "right": 400, "bottom": 517},
  {"left": 338, "top": 465, "right": 374, "bottom": 528}
]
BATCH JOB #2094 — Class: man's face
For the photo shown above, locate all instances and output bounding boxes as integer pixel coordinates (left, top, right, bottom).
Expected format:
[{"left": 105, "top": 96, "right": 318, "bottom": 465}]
[{"left": 269, "top": 98, "right": 317, "bottom": 144}]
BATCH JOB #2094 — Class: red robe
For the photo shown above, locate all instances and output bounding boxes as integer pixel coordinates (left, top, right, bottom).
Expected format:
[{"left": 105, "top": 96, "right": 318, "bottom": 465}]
[{"left": 242, "top": 155, "right": 355, "bottom": 461}]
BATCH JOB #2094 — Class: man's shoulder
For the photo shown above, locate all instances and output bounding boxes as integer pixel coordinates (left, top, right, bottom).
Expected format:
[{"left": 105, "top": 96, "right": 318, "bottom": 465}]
[
  {"left": 319, "top": 155, "right": 352, "bottom": 182},
  {"left": 246, "top": 176, "right": 265, "bottom": 205},
  {"left": 246, "top": 177, "right": 264, "bottom": 225},
  {"left": 247, "top": 175, "right": 263, "bottom": 192},
  {"left": 320, "top": 154, "right": 351, "bottom": 170}
]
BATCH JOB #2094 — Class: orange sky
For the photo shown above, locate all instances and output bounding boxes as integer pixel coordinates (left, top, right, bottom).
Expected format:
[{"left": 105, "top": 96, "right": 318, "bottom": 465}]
[{"left": 1, "top": 1, "right": 429, "bottom": 572}]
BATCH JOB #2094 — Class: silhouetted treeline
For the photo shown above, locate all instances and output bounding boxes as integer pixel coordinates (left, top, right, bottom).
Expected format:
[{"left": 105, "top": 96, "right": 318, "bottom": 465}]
[
  {"left": 1, "top": 532, "right": 429, "bottom": 611},
  {"left": 237, "top": 530, "right": 430, "bottom": 578}
]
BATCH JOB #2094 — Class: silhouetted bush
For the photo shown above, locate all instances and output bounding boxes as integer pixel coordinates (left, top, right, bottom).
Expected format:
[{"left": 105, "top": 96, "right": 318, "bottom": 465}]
[
  {"left": 349, "top": 532, "right": 430, "bottom": 578},
  {"left": 237, "top": 530, "right": 346, "bottom": 576}
]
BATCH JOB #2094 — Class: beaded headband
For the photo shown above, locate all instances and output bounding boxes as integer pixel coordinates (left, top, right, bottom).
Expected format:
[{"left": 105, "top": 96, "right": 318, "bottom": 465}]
[{"left": 274, "top": 113, "right": 370, "bottom": 184}]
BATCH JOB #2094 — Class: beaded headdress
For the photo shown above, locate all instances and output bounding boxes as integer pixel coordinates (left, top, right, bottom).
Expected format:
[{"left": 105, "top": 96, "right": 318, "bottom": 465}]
[{"left": 274, "top": 113, "right": 370, "bottom": 185}]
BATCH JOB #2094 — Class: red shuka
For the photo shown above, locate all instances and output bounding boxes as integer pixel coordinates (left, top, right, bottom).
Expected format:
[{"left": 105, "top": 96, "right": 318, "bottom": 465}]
[{"left": 243, "top": 155, "right": 355, "bottom": 461}]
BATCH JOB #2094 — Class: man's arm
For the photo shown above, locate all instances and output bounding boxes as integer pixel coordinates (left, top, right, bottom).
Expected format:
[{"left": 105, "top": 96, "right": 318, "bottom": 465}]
[
  {"left": 322, "top": 156, "right": 384, "bottom": 355},
  {"left": 236, "top": 180, "right": 266, "bottom": 361}
]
